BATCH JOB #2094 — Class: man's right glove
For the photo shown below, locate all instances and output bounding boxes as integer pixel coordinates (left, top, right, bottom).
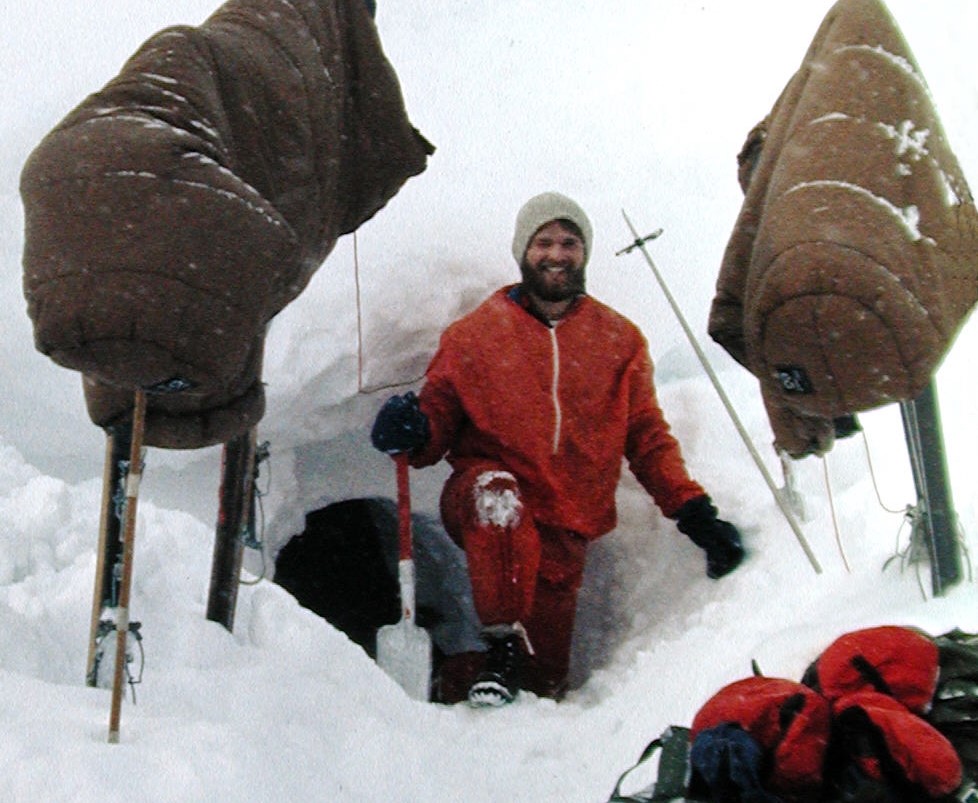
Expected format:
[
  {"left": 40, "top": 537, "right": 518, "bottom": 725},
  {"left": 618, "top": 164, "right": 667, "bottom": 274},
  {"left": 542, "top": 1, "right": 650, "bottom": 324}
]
[
  {"left": 370, "top": 391, "right": 430, "bottom": 454},
  {"left": 675, "top": 495, "right": 745, "bottom": 579}
]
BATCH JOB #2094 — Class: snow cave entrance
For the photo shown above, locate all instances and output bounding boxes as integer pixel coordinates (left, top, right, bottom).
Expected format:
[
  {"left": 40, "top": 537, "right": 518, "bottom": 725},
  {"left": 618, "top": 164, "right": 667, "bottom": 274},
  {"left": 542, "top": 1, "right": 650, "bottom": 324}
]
[
  {"left": 273, "top": 498, "right": 402, "bottom": 658},
  {"left": 273, "top": 498, "right": 625, "bottom": 694},
  {"left": 273, "top": 497, "right": 483, "bottom": 662}
]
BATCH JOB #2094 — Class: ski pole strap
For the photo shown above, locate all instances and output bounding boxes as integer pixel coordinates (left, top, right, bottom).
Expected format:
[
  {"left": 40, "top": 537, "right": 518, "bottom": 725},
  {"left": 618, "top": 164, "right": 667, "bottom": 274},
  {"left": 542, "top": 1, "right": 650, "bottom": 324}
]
[{"left": 609, "top": 725, "right": 691, "bottom": 802}]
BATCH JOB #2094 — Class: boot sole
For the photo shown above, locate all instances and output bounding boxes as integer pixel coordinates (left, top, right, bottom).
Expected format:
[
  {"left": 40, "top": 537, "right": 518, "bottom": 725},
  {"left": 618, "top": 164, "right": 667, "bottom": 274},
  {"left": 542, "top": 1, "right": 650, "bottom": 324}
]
[{"left": 467, "top": 679, "right": 515, "bottom": 708}]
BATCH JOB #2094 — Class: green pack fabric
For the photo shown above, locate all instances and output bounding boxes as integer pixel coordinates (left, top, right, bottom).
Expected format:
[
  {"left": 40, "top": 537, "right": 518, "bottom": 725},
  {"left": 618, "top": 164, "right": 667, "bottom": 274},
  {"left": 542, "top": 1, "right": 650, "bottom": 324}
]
[
  {"left": 608, "top": 726, "right": 691, "bottom": 802},
  {"left": 929, "top": 630, "right": 978, "bottom": 801}
]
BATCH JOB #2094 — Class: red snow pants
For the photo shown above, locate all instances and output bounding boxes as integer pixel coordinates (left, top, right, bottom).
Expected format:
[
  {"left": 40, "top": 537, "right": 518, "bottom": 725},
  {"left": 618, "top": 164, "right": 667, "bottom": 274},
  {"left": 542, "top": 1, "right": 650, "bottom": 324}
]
[{"left": 437, "top": 461, "right": 589, "bottom": 700}]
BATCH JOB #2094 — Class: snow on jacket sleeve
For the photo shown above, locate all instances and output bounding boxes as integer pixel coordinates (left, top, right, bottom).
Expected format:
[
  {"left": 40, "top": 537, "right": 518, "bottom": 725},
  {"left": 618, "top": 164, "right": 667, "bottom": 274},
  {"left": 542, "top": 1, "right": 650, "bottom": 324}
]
[{"left": 622, "top": 338, "right": 706, "bottom": 519}]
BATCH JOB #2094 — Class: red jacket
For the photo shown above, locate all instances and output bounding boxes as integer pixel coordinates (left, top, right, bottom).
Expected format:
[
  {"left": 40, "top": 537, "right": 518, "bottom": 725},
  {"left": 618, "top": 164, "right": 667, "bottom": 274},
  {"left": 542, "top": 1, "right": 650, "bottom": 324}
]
[{"left": 412, "top": 286, "right": 705, "bottom": 538}]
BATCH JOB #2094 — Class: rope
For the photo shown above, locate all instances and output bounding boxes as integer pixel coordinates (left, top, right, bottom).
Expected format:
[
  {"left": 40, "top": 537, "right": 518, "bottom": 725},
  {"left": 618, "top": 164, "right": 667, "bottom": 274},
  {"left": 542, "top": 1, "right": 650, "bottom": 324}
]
[
  {"left": 821, "top": 456, "right": 852, "bottom": 573},
  {"left": 864, "top": 418, "right": 969, "bottom": 598},
  {"left": 355, "top": 231, "right": 366, "bottom": 393},
  {"left": 859, "top": 428, "right": 907, "bottom": 515},
  {"left": 866, "top": 417, "right": 975, "bottom": 596},
  {"left": 882, "top": 508, "right": 930, "bottom": 601},
  {"left": 126, "top": 623, "right": 145, "bottom": 703},
  {"left": 898, "top": 512, "right": 975, "bottom": 587},
  {"left": 352, "top": 230, "right": 425, "bottom": 396}
]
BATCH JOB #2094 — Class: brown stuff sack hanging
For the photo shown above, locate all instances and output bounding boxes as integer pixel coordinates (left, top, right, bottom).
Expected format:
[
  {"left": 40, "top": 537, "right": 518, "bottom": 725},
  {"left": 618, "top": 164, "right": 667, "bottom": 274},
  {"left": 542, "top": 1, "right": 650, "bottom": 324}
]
[
  {"left": 20, "top": 0, "right": 433, "bottom": 449},
  {"left": 708, "top": 0, "right": 978, "bottom": 457}
]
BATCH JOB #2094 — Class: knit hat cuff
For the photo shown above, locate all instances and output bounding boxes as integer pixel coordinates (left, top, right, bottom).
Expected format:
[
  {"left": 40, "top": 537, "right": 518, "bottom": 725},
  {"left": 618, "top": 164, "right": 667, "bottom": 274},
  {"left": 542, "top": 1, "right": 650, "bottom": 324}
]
[{"left": 511, "top": 192, "right": 593, "bottom": 265}]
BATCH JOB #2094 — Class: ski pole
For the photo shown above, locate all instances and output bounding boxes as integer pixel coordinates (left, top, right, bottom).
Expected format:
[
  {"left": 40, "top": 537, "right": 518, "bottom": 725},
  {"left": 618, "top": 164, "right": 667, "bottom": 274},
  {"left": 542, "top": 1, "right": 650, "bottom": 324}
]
[
  {"left": 108, "top": 389, "right": 148, "bottom": 743},
  {"left": 620, "top": 210, "right": 822, "bottom": 574}
]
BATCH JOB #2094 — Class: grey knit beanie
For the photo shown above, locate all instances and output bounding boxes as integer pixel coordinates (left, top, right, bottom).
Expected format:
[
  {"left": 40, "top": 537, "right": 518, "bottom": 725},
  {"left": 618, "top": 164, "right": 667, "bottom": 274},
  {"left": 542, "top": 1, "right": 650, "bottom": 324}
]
[{"left": 511, "top": 192, "right": 593, "bottom": 266}]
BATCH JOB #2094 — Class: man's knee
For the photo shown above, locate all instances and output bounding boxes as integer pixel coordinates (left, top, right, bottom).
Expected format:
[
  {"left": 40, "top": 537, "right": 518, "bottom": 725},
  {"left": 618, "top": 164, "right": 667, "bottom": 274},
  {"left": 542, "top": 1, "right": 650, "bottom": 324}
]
[
  {"left": 440, "top": 465, "right": 541, "bottom": 625},
  {"left": 441, "top": 463, "right": 524, "bottom": 540},
  {"left": 472, "top": 470, "right": 523, "bottom": 529}
]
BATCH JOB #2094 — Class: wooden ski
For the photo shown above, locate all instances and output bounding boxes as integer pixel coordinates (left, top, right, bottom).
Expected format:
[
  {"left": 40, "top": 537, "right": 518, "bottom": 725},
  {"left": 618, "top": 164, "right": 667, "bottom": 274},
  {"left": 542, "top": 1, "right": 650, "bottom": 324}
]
[
  {"left": 108, "top": 389, "right": 148, "bottom": 744},
  {"left": 86, "top": 425, "right": 131, "bottom": 686},
  {"left": 205, "top": 427, "right": 258, "bottom": 632}
]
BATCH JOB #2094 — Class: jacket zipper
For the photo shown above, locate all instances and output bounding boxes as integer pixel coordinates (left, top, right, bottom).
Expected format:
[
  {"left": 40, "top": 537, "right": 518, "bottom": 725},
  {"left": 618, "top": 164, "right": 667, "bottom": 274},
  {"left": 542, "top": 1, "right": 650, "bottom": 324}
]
[{"left": 549, "top": 325, "right": 561, "bottom": 454}]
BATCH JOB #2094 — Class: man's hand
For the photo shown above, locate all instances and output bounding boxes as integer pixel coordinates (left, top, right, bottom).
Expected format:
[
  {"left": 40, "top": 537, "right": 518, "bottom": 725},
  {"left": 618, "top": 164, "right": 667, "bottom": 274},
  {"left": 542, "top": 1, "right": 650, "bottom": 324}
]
[
  {"left": 370, "top": 391, "right": 430, "bottom": 454},
  {"left": 675, "top": 495, "right": 745, "bottom": 579}
]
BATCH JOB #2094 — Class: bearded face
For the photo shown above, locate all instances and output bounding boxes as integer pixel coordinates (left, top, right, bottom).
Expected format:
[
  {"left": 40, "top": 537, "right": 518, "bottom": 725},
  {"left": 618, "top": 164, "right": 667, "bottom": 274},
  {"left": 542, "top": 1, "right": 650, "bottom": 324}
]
[{"left": 519, "top": 220, "right": 586, "bottom": 303}]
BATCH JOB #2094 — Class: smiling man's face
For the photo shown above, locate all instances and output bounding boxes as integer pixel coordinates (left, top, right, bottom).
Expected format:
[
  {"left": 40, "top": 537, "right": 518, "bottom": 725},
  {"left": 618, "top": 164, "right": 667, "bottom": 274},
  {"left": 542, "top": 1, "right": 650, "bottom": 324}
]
[{"left": 520, "top": 220, "right": 586, "bottom": 304}]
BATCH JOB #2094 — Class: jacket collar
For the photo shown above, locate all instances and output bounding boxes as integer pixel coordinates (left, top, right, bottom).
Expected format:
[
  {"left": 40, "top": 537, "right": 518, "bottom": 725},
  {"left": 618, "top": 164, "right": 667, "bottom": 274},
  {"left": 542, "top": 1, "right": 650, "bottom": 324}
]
[{"left": 506, "top": 284, "right": 585, "bottom": 328}]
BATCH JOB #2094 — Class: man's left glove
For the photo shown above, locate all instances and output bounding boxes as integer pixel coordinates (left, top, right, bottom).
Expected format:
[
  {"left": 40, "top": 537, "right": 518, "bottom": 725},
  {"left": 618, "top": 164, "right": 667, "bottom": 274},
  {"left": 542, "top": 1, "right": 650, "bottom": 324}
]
[
  {"left": 675, "top": 495, "right": 745, "bottom": 579},
  {"left": 370, "top": 391, "right": 430, "bottom": 454}
]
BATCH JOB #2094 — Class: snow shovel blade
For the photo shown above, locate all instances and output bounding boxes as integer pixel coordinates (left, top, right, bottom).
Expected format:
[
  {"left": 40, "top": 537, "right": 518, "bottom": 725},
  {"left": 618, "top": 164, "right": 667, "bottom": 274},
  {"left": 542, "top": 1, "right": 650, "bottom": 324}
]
[
  {"left": 376, "top": 454, "right": 431, "bottom": 701},
  {"left": 377, "top": 612, "right": 431, "bottom": 701}
]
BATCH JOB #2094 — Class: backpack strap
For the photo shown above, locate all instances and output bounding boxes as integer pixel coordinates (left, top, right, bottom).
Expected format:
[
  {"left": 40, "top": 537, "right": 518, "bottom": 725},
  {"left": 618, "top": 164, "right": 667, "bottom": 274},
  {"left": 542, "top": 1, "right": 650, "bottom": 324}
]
[{"left": 609, "top": 725, "right": 691, "bottom": 802}]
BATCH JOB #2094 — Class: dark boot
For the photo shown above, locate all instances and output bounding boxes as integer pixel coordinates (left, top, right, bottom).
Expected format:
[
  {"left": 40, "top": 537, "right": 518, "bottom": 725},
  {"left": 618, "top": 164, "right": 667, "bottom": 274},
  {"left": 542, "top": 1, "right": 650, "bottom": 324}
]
[{"left": 468, "top": 626, "right": 526, "bottom": 708}]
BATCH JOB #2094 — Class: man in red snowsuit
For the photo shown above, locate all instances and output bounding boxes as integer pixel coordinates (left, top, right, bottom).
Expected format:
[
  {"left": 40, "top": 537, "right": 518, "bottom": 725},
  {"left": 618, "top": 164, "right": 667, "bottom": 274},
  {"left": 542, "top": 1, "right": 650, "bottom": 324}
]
[{"left": 372, "top": 192, "right": 744, "bottom": 705}]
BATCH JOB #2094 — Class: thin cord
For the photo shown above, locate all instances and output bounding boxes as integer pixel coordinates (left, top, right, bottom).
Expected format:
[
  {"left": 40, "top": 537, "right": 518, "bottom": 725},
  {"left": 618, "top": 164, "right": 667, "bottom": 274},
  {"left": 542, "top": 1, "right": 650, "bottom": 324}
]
[
  {"left": 821, "top": 455, "right": 852, "bottom": 573},
  {"left": 863, "top": 415, "right": 973, "bottom": 589},
  {"left": 860, "top": 428, "right": 906, "bottom": 515},
  {"left": 240, "top": 442, "right": 272, "bottom": 586},
  {"left": 354, "top": 231, "right": 366, "bottom": 393},
  {"left": 882, "top": 508, "right": 929, "bottom": 601},
  {"left": 352, "top": 230, "right": 424, "bottom": 395}
]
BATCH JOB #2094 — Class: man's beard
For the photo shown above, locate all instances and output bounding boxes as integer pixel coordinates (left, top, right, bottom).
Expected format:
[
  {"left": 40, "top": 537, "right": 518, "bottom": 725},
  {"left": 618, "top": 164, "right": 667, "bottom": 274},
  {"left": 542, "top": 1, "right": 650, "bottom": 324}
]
[{"left": 519, "top": 258, "right": 586, "bottom": 303}]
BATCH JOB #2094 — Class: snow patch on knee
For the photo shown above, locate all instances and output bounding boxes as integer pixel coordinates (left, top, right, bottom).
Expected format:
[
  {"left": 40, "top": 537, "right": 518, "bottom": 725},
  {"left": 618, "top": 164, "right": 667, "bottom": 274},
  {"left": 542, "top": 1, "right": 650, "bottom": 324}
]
[{"left": 473, "top": 471, "right": 523, "bottom": 528}]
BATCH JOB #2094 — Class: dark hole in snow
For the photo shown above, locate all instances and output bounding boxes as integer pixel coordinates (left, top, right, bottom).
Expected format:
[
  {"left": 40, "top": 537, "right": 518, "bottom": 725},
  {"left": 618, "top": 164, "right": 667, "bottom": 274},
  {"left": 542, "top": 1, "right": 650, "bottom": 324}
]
[
  {"left": 274, "top": 499, "right": 400, "bottom": 658},
  {"left": 273, "top": 498, "right": 483, "bottom": 661}
]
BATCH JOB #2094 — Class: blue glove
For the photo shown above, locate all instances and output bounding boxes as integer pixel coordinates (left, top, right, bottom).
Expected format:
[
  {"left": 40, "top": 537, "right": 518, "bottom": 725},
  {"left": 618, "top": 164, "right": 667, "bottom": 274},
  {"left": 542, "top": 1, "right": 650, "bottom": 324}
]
[
  {"left": 675, "top": 495, "right": 745, "bottom": 579},
  {"left": 690, "top": 723, "right": 783, "bottom": 803},
  {"left": 370, "top": 391, "right": 430, "bottom": 454}
]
